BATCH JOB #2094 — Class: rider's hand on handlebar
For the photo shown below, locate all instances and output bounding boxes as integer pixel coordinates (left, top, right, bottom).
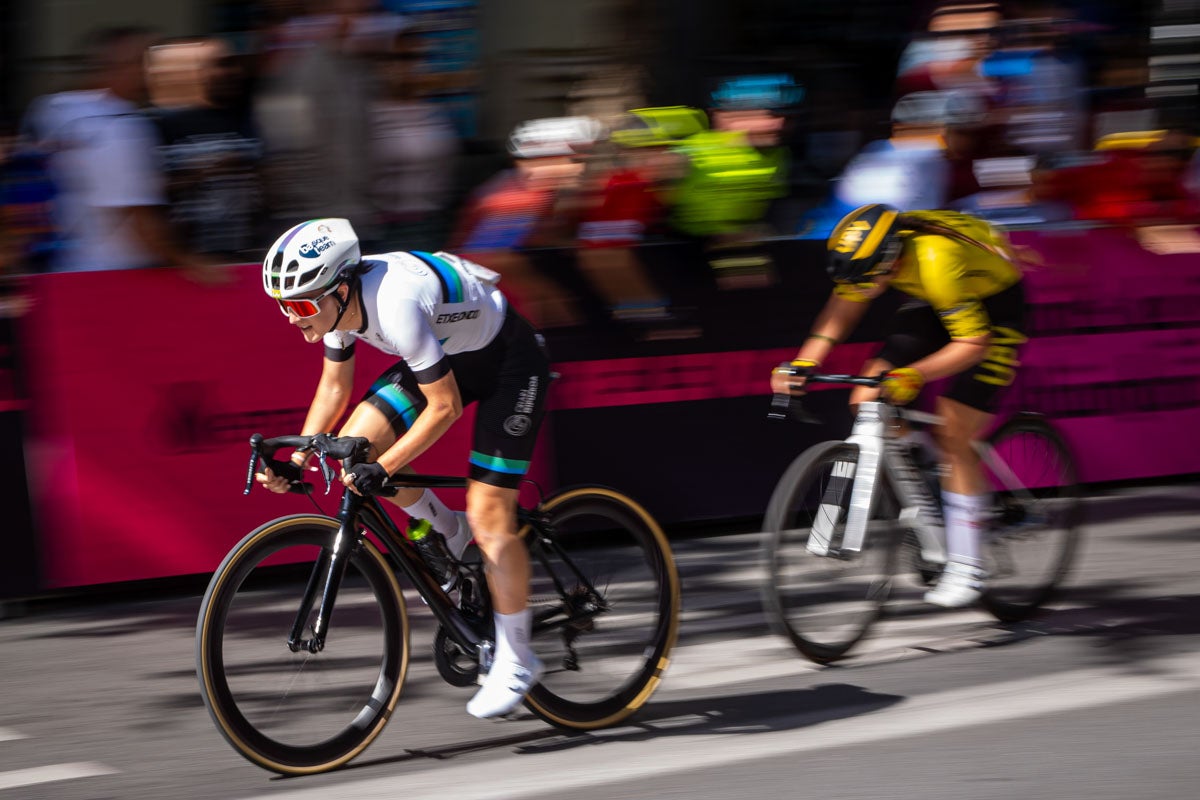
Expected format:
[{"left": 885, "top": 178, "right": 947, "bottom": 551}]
[
  {"left": 880, "top": 367, "right": 925, "bottom": 405},
  {"left": 343, "top": 461, "right": 390, "bottom": 496},
  {"left": 255, "top": 451, "right": 313, "bottom": 494},
  {"left": 256, "top": 466, "right": 293, "bottom": 494},
  {"left": 771, "top": 359, "right": 817, "bottom": 396}
]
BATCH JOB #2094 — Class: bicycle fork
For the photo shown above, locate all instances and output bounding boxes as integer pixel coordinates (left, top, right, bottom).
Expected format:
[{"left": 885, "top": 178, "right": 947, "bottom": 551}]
[
  {"left": 810, "top": 402, "right": 888, "bottom": 557},
  {"left": 288, "top": 492, "right": 363, "bottom": 654}
]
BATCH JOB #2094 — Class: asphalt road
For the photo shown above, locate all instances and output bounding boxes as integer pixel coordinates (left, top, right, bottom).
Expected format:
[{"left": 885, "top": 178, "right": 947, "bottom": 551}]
[{"left": 1, "top": 480, "right": 1197, "bottom": 800}]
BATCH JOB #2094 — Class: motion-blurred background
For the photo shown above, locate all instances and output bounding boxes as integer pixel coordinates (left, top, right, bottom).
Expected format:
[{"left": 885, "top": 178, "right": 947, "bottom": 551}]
[{"left": 1, "top": 1, "right": 1199, "bottom": 597}]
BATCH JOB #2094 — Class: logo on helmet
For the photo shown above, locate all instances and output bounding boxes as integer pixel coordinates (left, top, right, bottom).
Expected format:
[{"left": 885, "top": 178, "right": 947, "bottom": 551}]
[
  {"left": 834, "top": 221, "right": 871, "bottom": 254},
  {"left": 299, "top": 236, "right": 334, "bottom": 259}
]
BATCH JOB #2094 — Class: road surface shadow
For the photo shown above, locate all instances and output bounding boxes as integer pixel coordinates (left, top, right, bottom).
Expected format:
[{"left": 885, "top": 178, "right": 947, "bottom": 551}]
[
  {"left": 513, "top": 683, "right": 903, "bottom": 754},
  {"left": 313, "top": 684, "right": 901, "bottom": 772}
]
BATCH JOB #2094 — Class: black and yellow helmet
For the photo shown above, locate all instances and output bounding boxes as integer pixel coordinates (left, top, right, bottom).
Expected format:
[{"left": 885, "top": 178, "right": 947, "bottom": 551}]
[{"left": 826, "top": 203, "right": 903, "bottom": 284}]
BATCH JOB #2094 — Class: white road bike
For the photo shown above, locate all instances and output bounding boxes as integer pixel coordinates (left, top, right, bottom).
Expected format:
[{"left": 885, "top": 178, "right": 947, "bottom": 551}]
[{"left": 761, "top": 373, "right": 1082, "bottom": 665}]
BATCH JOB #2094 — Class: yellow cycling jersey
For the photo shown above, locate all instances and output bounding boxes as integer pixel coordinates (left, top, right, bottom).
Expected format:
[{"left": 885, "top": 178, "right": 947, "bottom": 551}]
[{"left": 834, "top": 210, "right": 1023, "bottom": 339}]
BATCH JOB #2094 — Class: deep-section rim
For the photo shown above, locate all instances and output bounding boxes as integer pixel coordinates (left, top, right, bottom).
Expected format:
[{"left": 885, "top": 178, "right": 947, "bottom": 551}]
[
  {"left": 195, "top": 514, "right": 409, "bottom": 775},
  {"left": 520, "top": 486, "right": 680, "bottom": 729}
]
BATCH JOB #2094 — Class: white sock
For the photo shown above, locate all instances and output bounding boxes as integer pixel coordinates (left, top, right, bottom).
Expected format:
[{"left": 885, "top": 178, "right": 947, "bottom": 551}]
[
  {"left": 941, "top": 490, "right": 988, "bottom": 568},
  {"left": 402, "top": 490, "right": 455, "bottom": 537},
  {"left": 494, "top": 609, "right": 534, "bottom": 665}
]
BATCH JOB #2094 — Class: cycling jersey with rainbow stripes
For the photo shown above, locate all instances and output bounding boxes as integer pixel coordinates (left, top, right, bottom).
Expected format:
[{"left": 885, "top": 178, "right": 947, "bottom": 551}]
[
  {"left": 834, "top": 210, "right": 1023, "bottom": 339},
  {"left": 323, "top": 251, "right": 506, "bottom": 382}
]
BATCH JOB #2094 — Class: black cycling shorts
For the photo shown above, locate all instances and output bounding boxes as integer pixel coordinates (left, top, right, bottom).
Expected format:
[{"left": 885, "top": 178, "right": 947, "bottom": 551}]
[
  {"left": 361, "top": 307, "right": 552, "bottom": 489},
  {"left": 875, "top": 281, "right": 1028, "bottom": 413}
]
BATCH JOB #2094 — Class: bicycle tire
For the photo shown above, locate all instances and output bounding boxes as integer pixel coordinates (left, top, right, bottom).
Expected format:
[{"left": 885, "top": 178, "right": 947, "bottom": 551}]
[
  {"left": 980, "top": 415, "right": 1082, "bottom": 622},
  {"left": 521, "top": 486, "right": 680, "bottom": 729},
  {"left": 196, "top": 515, "right": 409, "bottom": 775},
  {"left": 760, "top": 441, "right": 899, "bottom": 665}
]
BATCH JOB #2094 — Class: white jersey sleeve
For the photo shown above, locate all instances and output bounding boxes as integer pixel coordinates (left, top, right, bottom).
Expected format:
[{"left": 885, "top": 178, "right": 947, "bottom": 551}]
[{"left": 324, "top": 252, "right": 507, "bottom": 382}]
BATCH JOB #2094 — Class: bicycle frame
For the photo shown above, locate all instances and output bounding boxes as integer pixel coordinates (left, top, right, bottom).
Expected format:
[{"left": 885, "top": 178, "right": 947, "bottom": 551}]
[
  {"left": 825, "top": 399, "right": 1045, "bottom": 569},
  {"left": 819, "top": 401, "right": 947, "bottom": 565},
  {"left": 285, "top": 471, "right": 609, "bottom": 670}
]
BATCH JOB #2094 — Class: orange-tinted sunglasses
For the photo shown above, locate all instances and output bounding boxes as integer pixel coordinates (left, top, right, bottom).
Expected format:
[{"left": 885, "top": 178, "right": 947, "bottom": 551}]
[{"left": 276, "top": 283, "right": 340, "bottom": 318}]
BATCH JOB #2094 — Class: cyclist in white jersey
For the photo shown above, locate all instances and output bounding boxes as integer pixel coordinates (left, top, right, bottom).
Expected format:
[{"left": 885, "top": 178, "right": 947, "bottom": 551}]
[{"left": 254, "top": 218, "right": 551, "bottom": 719}]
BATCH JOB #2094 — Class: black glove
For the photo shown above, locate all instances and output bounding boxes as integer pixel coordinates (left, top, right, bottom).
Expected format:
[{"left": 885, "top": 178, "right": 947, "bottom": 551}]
[{"left": 348, "top": 461, "right": 390, "bottom": 495}]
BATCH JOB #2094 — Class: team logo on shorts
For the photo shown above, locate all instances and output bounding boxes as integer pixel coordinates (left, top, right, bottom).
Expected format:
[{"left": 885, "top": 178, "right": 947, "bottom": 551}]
[{"left": 503, "top": 414, "right": 532, "bottom": 436}]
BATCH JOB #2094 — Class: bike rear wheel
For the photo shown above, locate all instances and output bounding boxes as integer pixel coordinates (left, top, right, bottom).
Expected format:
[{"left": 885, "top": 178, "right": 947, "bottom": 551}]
[
  {"left": 196, "top": 515, "right": 409, "bottom": 775},
  {"left": 980, "top": 415, "right": 1082, "bottom": 622},
  {"left": 522, "top": 487, "right": 680, "bottom": 729},
  {"left": 761, "top": 441, "right": 899, "bottom": 665}
]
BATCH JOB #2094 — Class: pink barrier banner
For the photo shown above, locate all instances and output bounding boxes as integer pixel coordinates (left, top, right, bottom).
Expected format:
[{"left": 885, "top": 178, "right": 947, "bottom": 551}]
[
  {"left": 21, "top": 267, "right": 553, "bottom": 589},
  {"left": 18, "top": 226, "right": 1200, "bottom": 588}
]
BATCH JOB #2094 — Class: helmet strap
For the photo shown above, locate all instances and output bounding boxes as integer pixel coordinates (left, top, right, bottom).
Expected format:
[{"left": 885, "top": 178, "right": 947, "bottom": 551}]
[{"left": 328, "top": 268, "right": 365, "bottom": 333}]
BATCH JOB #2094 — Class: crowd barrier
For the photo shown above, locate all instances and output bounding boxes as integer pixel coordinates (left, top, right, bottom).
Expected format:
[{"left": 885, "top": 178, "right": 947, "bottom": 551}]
[{"left": 6, "top": 224, "right": 1199, "bottom": 592}]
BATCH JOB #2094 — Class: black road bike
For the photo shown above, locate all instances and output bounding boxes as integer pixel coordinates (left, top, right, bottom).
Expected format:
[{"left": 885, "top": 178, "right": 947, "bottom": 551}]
[{"left": 196, "top": 433, "right": 680, "bottom": 775}]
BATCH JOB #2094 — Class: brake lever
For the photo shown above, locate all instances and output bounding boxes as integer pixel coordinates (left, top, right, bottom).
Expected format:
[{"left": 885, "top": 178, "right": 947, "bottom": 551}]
[
  {"left": 318, "top": 455, "right": 337, "bottom": 495},
  {"left": 304, "top": 435, "right": 337, "bottom": 495}
]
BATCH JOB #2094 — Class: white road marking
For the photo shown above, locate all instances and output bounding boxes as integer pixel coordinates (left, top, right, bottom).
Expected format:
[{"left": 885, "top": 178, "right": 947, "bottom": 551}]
[
  {"left": 240, "top": 651, "right": 1200, "bottom": 800},
  {"left": 0, "top": 762, "right": 118, "bottom": 791},
  {"left": 0, "top": 729, "right": 24, "bottom": 743}
]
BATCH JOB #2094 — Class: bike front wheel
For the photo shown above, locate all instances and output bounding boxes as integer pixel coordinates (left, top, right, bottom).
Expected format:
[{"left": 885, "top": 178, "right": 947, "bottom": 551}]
[
  {"left": 980, "top": 415, "right": 1082, "bottom": 622},
  {"left": 196, "top": 515, "right": 409, "bottom": 775},
  {"left": 522, "top": 487, "right": 680, "bottom": 729},
  {"left": 761, "top": 441, "right": 899, "bottom": 665}
]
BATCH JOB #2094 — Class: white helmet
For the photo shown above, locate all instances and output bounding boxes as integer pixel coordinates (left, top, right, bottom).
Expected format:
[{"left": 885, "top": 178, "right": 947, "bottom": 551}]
[
  {"left": 506, "top": 116, "right": 603, "bottom": 159},
  {"left": 262, "top": 218, "right": 361, "bottom": 299}
]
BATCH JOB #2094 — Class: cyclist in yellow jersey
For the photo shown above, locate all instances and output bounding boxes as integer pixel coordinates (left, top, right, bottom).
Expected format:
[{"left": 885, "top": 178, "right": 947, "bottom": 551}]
[{"left": 770, "top": 204, "right": 1029, "bottom": 607}]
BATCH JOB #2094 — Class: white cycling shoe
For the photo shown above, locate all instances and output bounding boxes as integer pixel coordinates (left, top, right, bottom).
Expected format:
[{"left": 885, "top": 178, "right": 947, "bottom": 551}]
[
  {"left": 924, "top": 562, "right": 986, "bottom": 608},
  {"left": 467, "top": 654, "right": 545, "bottom": 719}
]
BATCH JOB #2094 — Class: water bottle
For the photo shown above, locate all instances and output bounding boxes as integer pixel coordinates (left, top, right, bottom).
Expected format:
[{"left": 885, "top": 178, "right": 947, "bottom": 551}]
[{"left": 407, "top": 518, "right": 457, "bottom": 589}]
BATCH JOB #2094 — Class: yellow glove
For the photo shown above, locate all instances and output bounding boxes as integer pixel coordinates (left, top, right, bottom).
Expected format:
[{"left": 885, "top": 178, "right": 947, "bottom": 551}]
[
  {"left": 772, "top": 359, "right": 818, "bottom": 377},
  {"left": 881, "top": 367, "right": 924, "bottom": 405}
]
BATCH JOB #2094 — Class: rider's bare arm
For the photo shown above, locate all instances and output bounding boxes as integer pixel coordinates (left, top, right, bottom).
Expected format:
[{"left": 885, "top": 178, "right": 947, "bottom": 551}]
[
  {"left": 301, "top": 354, "right": 356, "bottom": 441},
  {"left": 372, "top": 371, "right": 463, "bottom": 476},
  {"left": 795, "top": 293, "right": 872, "bottom": 365}
]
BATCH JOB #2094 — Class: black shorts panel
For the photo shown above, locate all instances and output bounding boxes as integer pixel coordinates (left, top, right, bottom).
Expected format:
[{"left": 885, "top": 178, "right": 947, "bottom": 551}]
[
  {"left": 359, "top": 308, "right": 551, "bottom": 489},
  {"left": 875, "top": 282, "right": 1028, "bottom": 413}
]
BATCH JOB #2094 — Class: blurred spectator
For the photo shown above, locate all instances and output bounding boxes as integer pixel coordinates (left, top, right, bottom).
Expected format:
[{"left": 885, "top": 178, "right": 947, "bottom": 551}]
[
  {"left": 566, "top": 64, "right": 650, "bottom": 133},
  {"left": 14, "top": 26, "right": 213, "bottom": 274},
  {"left": 1034, "top": 129, "right": 1200, "bottom": 225},
  {"left": 667, "top": 103, "right": 788, "bottom": 243},
  {"left": 0, "top": 120, "right": 32, "bottom": 315},
  {"left": 368, "top": 30, "right": 460, "bottom": 251},
  {"left": 896, "top": 2, "right": 1001, "bottom": 97},
  {"left": 692, "top": 75, "right": 798, "bottom": 287},
  {"left": 253, "top": 0, "right": 392, "bottom": 242},
  {"left": 981, "top": 6, "right": 1088, "bottom": 157},
  {"left": 448, "top": 116, "right": 602, "bottom": 329},
  {"left": 1185, "top": 143, "right": 1200, "bottom": 202},
  {"left": 795, "top": 88, "right": 994, "bottom": 238},
  {"left": 148, "top": 37, "right": 264, "bottom": 261},
  {"left": 570, "top": 117, "right": 696, "bottom": 340},
  {"left": 835, "top": 90, "right": 963, "bottom": 211}
]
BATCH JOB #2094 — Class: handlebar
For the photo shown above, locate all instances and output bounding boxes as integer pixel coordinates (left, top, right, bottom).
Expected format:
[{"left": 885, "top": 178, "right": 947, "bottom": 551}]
[
  {"left": 768, "top": 369, "right": 885, "bottom": 424},
  {"left": 245, "top": 432, "right": 391, "bottom": 497}
]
